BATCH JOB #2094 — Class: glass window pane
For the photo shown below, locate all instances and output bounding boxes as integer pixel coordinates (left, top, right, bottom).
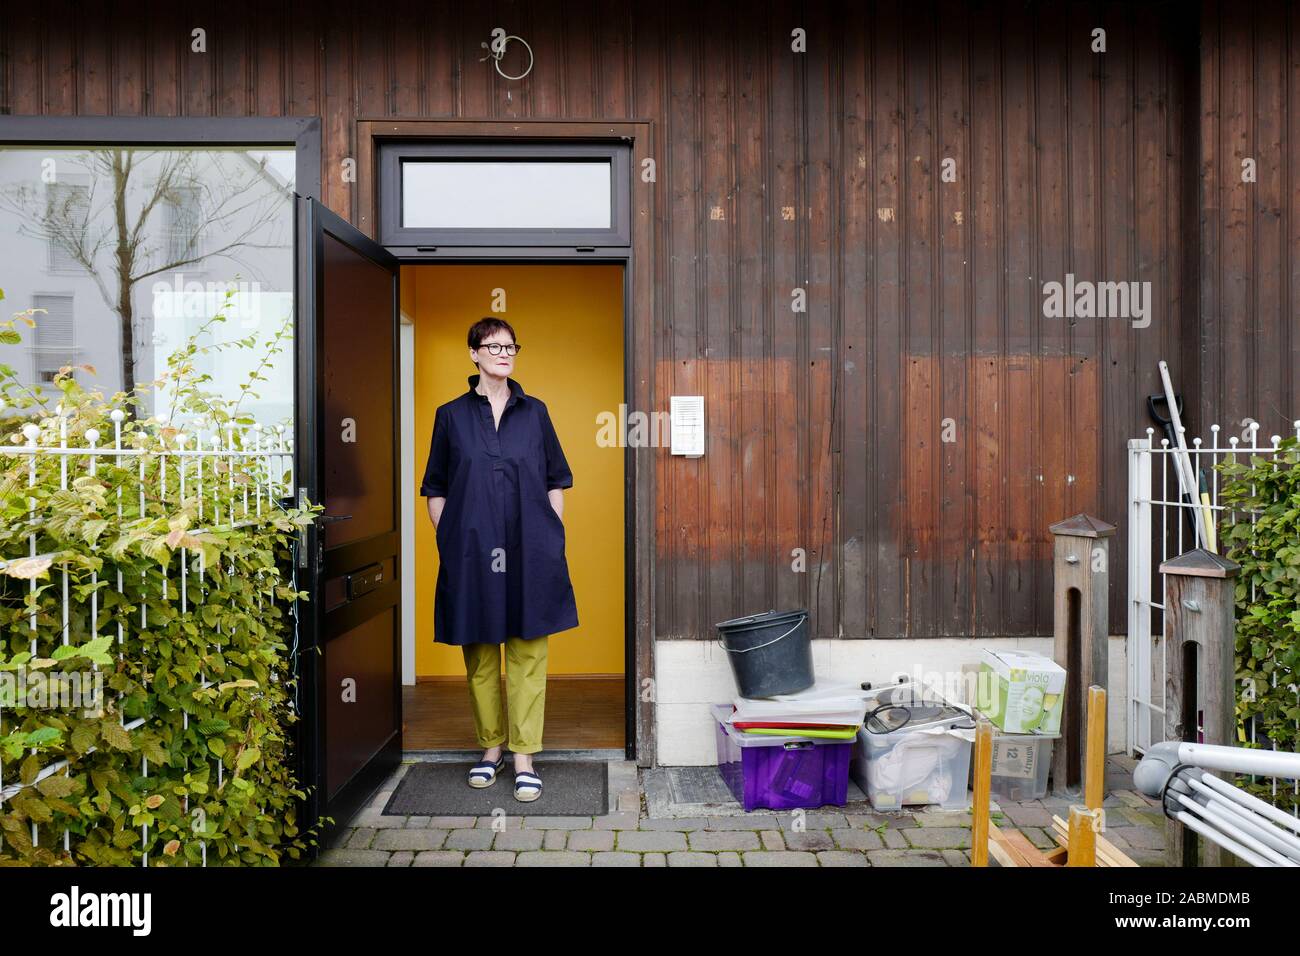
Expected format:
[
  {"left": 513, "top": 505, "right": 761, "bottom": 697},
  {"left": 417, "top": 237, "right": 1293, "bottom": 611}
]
[
  {"left": 401, "top": 160, "right": 611, "bottom": 229},
  {"left": 0, "top": 145, "right": 296, "bottom": 433}
]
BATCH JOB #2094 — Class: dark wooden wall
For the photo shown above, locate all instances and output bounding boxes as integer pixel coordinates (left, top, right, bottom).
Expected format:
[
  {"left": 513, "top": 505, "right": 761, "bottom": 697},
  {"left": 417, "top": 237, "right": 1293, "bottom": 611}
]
[
  {"left": 1195, "top": 0, "right": 1300, "bottom": 444},
  {"left": 3, "top": 0, "right": 1283, "bottom": 642}
]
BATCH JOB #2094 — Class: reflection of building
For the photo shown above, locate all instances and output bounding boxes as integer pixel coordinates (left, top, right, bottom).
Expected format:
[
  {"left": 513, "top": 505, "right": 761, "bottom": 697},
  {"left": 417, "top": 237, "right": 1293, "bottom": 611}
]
[{"left": 0, "top": 148, "right": 295, "bottom": 427}]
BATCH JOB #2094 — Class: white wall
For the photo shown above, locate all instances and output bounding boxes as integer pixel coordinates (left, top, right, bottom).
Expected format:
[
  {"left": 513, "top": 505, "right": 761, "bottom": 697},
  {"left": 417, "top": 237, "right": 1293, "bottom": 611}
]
[{"left": 655, "top": 635, "right": 1131, "bottom": 765}]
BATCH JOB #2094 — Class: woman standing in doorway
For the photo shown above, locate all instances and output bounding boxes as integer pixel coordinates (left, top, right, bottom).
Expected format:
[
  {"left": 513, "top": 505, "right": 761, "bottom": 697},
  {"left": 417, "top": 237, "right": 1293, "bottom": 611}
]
[{"left": 420, "top": 318, "right": 579, "bottom": 802}]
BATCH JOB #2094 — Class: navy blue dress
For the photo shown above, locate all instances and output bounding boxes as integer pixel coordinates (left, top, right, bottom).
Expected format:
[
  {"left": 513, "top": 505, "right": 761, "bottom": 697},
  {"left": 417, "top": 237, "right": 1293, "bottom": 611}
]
[{"left": 421, "top": 373, "right": 579, "bottom": 646}]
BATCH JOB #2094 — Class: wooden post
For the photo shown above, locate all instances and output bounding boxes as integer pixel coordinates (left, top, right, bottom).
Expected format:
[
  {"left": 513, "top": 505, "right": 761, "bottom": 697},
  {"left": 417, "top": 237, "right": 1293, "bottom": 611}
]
[
  {"left": 1159, "top": 548, "right": 1240, "bottom": 867},
  {"left": 1049, "top": 514, "right": 1116, "bottom": 794},
  {"left": 1084, "top": 685, "right": 1107, "bottom": 812},
  {"left": 1065, "top": 806, "right": 1101, "bottom": 867},
  {"left": 971, "top": 718, "right": 993, "bottom": 868}
]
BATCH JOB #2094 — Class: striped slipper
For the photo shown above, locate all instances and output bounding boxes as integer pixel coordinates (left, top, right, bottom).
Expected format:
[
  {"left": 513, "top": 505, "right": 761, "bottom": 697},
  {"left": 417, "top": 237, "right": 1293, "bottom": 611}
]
[
  {"left": 513, "top": 769, "right": 542, "bottom": 802},
  {"left": 467, "top": 754, "right": 505, "bottom": 788}
]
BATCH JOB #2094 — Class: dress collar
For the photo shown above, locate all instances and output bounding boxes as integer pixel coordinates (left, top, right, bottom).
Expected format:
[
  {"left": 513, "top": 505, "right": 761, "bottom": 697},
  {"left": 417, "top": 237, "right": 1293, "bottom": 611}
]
[{"left": 467, "top": 373, "right": 526, "bottom": 406}]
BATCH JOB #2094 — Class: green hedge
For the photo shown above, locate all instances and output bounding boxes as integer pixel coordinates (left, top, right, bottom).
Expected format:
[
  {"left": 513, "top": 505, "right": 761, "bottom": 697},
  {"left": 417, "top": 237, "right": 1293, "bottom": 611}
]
[
  {"left": 1218, "top": 435, "right": 1300, "bottom": 811},
  {"left": 0, "top": 289, "right": 324, "bottom": 865}
]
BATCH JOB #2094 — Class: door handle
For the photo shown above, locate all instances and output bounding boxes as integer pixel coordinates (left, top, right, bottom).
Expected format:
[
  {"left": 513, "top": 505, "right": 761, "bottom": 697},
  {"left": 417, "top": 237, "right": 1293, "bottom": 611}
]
[{"left": 318, "top": 514, "right": 354, "bottom": 523}]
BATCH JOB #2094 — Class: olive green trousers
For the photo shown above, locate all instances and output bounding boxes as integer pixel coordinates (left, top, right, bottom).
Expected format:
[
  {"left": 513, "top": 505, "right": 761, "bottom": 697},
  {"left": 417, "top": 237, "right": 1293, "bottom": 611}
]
[{"left": 462, "top": 636, "right": 549, "bottom": 754}]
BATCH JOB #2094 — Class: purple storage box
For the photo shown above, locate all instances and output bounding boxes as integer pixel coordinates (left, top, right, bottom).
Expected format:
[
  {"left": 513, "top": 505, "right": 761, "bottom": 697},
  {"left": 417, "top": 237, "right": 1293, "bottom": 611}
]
[{"left": 711, "top": 704, "right": 852, "bottom": 811}]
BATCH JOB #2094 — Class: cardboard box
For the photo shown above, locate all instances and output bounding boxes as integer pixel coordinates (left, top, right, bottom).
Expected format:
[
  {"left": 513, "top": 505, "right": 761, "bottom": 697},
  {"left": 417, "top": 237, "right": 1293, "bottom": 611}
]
[{"left": 977, "top": 649, "right": 1066, "bottom": 734}]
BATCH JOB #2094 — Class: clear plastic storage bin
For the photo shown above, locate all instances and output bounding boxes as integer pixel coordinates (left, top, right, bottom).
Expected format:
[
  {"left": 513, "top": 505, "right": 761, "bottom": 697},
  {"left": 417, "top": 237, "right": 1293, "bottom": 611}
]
[
  {"left": 849, "top": 683, "right": 976, "bottom": 811},
  {"left": 983, "top": 731, "right": 1057, "bottom": 802}
]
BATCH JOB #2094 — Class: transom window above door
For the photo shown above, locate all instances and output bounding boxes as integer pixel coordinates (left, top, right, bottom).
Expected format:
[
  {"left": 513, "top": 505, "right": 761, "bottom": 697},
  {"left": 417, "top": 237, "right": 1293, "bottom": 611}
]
[{"left": 378, "top": 141, "right": 630, "bottom": 249}]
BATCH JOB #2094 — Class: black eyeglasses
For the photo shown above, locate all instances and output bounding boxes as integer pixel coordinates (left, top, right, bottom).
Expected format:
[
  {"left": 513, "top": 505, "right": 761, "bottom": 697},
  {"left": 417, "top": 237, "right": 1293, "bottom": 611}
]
[{"left": 477, "top": 343, "right": 521, "bottom": 356}]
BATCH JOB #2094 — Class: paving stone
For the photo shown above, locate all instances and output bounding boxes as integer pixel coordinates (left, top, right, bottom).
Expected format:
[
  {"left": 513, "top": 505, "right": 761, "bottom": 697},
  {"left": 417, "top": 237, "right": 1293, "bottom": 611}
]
[
  {"left": 866, "top": 849, "right": 949, "bottom": 866},
  {"left": 1000, "top": 805, "right": 1055, "bottom": 828},
  {"left": 717, "top": 851, "right": 743, "bottom": 867},
  {"left": 880, "top": 812, "right": 918, "bottom": 828},
  {"left": 568, "top": 830, "right": 616, "bottom": 852},
  {"left": 616, "top": 791, "right": 640, "bottom": 813},
  {"left": 1117, "top": 807, "right": 1164, "bottom": 828},
  {"left": 374, "top": 829, "right": 449, "bottom": 851},
  {"left": 427, "top": 816, "right": 477, "bottom": 828},
  {"left": 404, "top": 816, "right": 430, "bottom": 828},
  {"left": 913, "top": 810, "right": 972, "bottom": 827},
  {"left": 643, "top": 852, "right": 666, "bottom": 867},
  {"left": 882, "top": 828, "right": 910, "bottom": 849},
  {"left": 818, "top": 850, "right": 869, "bottom": 867},
  {"left": 832, "top": 828, "right": 884, "bottom": 850},
  {"left": 842, "top": 812, "right": 902, "bottom": 830},
  {"left": 706, "top": 814, "right": 780, "bottom": 830},
  {"left": 1110, "top": 825, "right": 1164, "bottom": 850},
  {"left": 740, "top": 851, "right": 818, "bottom": 867},
  {"left": 1115, "top": 789, "right": 1157, "bottom": 809},
  {"left": 903, "top": 827, "right": 971, "bottom": 850},
  {"left": 592, "top": 851, "right": 642, "bottom": 867},
  {"left": 412, "top": 850, "right": 466, "bottom": 866},
  {"left": 941, "top": 849, "right": 970, "bottom": 867},
  {"left": 543, "top": 830, "right": 568, "bottom": 850},
  {"left": 463, "top": 851, "right": 516, "bottom": 867},
  {"left": 350, "top": 809, "right": 409, "bottom": 829},
  {"left": 445, "top": 828, "right": 495, "bottom": 851},
  {"left": 318, "top": 849, "right": 392, "bottom": 867},
  {"left": 516, "top": 851, "right": 591, "bottom": 866},
  {"left": 593, "top": 811, "right": 642, "bottom": 831},
  {"left": 688, "top": 830, "right": 761, "bottom": 851},
  {"left": 324, "top": 828, "right": 352, "bottom": 850},
  {"left": 1017, "top": 827, "right": 1058, "bottom": 851},
  {"left": 387, "top": 851, "right": 414, "bottom": 867},
  {"left": 492, "top": 829, "right": 545, "bottom": 851},
  {"left": 521, "top": 816, "right": 594, "bottom": 830},
  {"left": 475, "top": 815, "right": 524, "bottom": 829},
  {"left": 617, "top": 830, "right": 689, "bottom": 852},
  {"left": 346, "top": 828, "right": 376, "bottom": 849},
  {"left": 782, "top": 812, "right": 849, "bottom": 830},
  {"left": 639, "top": 816, "right": 708, "bottom": 831},
  {"left": 760, "top": 830, "right": 785, "bottom": 851},
  {"left": 667, "top": 851, "right": 719, "bottom": 867},
  {"left": 1101, "top": 828, "right": 1133, "bottom": 849},
  {"left": 782, "top": 830, "right": 837, "bottom": 851}
]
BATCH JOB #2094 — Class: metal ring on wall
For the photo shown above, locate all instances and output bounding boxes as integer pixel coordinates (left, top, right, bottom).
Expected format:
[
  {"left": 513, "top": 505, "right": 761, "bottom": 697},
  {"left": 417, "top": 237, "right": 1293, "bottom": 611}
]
[{"left": 489, "top": 35, "right": 533, "bottom": 81}]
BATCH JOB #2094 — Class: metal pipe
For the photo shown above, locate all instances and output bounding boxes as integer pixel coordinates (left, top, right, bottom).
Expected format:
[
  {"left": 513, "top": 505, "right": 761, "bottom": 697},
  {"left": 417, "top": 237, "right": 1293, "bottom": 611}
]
[
  {"left": 1198, "top": 769, "right": 1300, "bottom": 836},
  {"left": 1182, "top": 793, "right": 1300, "bottom": 866},
  {"left": 1174, "top": 741, "right": 1300, "bottom": 780},
  {"left": 1185, "top": 774, "right": 1300, "bottom": 858},
  {"left": 1172, "top": 808, "right": 1271, "bottom": 868}
]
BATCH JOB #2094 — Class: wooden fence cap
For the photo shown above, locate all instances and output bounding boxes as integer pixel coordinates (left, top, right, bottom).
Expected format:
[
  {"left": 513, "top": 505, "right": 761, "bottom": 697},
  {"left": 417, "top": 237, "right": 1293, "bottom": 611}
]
[
  {"left": 1159, "top": 548, "right": 1240, "bottom": 578},
  {"left": 1049, "top": 513, "right": 1117, "bottom": 538}
]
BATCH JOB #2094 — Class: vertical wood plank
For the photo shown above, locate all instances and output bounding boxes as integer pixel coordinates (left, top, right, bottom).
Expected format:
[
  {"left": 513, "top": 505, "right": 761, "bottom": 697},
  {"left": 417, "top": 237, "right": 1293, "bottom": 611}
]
[
  {"left": 871, "top": 0, "right": 905, "bottom": 637},
  {"left": 840, "top": 0, "right": 870, "bottom": 640}
]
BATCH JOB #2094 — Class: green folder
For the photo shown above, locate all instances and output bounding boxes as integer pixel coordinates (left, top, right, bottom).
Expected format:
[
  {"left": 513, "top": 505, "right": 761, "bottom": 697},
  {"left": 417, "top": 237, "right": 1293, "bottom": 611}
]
[{"left": 737, "top": 725, "right": 859, "bottom": 740}]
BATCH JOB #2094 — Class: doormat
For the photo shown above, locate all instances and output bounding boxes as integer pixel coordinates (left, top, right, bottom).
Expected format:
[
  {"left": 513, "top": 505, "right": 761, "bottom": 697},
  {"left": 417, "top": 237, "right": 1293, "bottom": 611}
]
[{"left": 381, "top": 761, "right": 609, "bottom": 816}]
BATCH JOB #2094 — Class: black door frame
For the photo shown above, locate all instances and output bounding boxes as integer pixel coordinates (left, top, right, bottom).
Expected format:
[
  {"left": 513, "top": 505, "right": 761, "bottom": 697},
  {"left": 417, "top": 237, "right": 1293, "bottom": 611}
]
[{"left": 366, "top": 126, "right": 645, "bottom": 763}]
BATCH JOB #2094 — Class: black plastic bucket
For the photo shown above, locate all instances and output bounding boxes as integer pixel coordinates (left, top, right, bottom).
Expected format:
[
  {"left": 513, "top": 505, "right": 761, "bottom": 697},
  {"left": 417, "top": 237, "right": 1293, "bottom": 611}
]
[{"left": 715, "top": 608, "right": 813, "bottom": 698}]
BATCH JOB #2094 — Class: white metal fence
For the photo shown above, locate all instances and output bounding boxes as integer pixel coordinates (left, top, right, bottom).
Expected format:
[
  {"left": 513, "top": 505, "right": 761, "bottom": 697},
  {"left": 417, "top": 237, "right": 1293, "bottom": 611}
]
[
  {"left": 1127, "top": 418, "right": 1300, "bottom": 814},
  {"left": 0, "top": 409, "right": 294, "bottom": 865}
]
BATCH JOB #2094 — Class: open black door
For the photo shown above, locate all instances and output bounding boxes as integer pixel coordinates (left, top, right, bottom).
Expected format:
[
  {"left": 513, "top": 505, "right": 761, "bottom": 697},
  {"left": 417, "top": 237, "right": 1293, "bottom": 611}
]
[{"left": 295, "top": 196, "right": 402, "bottom": 852}]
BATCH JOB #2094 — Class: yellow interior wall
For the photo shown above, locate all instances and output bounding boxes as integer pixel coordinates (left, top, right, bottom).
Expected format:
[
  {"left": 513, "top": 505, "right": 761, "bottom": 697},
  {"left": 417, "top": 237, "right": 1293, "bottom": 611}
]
[{"left": 406, "top": 264, "right": 625, "bottom": 677}]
